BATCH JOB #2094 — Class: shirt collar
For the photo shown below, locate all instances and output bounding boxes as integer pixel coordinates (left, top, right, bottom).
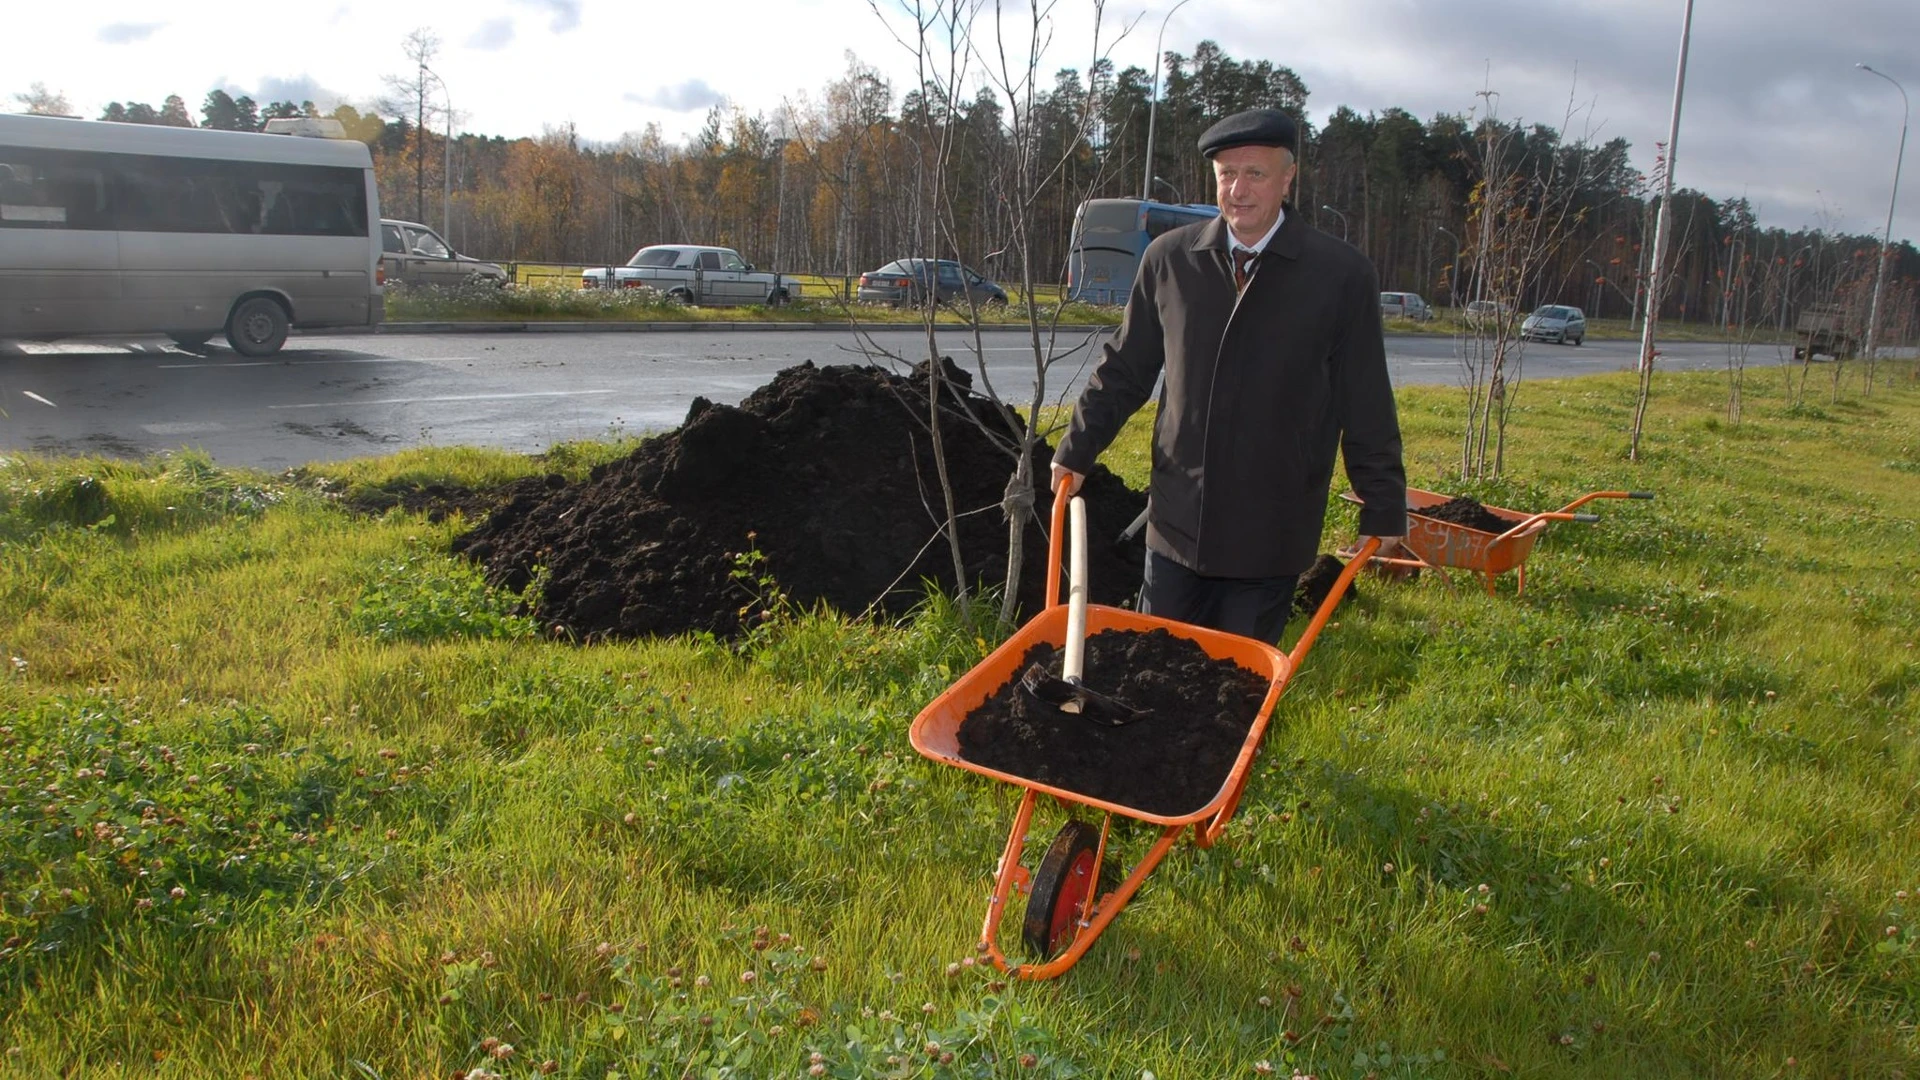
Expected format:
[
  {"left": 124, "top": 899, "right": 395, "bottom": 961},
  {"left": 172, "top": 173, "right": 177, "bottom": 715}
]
[{"left": 1230, "top": 207, "right": 1286, "bottom": 256}]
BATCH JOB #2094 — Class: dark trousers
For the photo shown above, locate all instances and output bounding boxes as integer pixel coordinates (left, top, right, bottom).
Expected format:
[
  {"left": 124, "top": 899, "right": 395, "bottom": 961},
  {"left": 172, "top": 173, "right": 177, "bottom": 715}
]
[{"left": 1140, "top": 549, "right": 1298, "bottom": 645}]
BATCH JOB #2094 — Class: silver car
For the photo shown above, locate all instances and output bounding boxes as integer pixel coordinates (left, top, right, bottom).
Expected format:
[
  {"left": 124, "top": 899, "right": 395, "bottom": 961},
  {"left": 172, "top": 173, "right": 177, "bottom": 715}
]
[
  {"left": 1520, "top": 304, "right": 1586, "bottom": 345},
  {"left": 380, "top": 219, "right": 508, "bottom": 288},
  {"left": 1380, "top": 291, "right": 1434, "bottom": 321}
]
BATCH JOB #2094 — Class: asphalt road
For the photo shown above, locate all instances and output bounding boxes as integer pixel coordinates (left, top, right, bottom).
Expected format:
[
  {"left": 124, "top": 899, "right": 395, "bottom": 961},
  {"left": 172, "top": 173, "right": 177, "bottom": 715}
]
[{"left": 0, "top": 327, "right": 1792, "bottom": 469}]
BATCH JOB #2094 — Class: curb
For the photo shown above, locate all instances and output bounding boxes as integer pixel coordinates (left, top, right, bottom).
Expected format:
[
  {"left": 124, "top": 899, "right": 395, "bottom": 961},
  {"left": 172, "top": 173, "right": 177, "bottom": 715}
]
[{"left": 300, "top": 320, "right": 1117, "bottom": 336}]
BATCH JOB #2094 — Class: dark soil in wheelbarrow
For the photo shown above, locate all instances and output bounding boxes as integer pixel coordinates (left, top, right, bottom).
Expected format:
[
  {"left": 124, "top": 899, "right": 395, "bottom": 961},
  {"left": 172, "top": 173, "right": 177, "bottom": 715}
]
[
  {"left": 451, "top": 359, "right": 1148, "bottom": 641},
  {"left": 957, "top": 628, "right": 1271, "bottom": 817},
  {"left": 1414, "top": 496, "right": 1511, "bottom": 534}
]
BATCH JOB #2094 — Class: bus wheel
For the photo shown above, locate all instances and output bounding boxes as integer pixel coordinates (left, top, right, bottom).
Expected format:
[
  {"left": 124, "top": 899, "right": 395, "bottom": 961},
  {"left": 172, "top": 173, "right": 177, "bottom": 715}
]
[
  {"left": 226, "top": 297, "right": 289, "bottom": 358},
  {"left": 167, "top": 332, "right": 213, "bottom": 350}
]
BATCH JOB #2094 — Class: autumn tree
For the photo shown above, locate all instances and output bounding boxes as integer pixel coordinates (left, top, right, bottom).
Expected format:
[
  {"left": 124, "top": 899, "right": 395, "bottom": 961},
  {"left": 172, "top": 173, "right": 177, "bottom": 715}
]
[{"left": 12, "top": 83, "right": 70, "bottom": 116}]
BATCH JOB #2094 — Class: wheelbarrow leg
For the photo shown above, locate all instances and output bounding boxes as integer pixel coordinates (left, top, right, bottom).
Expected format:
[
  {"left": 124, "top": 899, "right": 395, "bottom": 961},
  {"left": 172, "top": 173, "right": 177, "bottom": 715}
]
[
  {"left": 1014, "top": 825, "right": 1184, "bottom": 981},
  {"left": 976, "top": 789, "right": 1186, "bottom": 981}
]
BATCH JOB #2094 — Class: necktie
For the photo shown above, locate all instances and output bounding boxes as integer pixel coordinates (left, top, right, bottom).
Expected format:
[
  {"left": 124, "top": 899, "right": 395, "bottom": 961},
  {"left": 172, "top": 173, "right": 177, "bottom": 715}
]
[{"left": 1232, "top": 248, "right": 1257, "bottom": 292}]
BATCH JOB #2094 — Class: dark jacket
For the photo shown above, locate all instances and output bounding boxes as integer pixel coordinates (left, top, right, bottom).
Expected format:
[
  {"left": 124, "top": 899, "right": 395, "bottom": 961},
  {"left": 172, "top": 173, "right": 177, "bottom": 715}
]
[{"left": 1054, "top": 206, "right": 1407, "bottom": 578}]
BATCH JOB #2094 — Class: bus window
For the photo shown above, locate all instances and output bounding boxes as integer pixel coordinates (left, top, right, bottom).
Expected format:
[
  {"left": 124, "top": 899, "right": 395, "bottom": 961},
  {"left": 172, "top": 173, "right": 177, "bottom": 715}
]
[
  {"left": 1144, "top": 208, "right": 1192, "bottom": 237},
  {"left": 1067, "top": 197, "right": 1221, "bottom": 304},
  {"left": 0, "top": 152, "right": 110, "bottom": 229}
]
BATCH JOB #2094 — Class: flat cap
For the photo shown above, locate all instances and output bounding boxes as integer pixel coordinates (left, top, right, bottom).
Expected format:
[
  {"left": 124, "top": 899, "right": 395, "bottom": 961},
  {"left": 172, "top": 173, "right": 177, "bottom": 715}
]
[{"left": 1197, "top": 108, "right": 1299, "bottom": 157}]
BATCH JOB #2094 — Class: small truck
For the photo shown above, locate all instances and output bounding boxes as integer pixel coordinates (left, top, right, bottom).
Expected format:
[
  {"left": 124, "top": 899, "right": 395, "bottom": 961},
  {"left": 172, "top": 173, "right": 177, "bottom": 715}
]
[
  {"left": 581, "top": 245, "right": 802, "bottom": 306},
  {"left": 1794, "top": 303, "right": 1859, "bottom": 361}
]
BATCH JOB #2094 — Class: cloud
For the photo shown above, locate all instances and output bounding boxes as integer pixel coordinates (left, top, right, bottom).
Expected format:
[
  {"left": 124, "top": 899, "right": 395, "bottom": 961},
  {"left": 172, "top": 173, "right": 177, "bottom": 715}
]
[
  {"left": 468, "top": 17, "right": 516, "bottom": 50},
  {"left": 96, "top": 22, "right": 164, "bottom": 44},
  {"left": 1227, "top": 0, "right": 1920, "bottom": 234},
  {"left": 625, "top": 79, "right": 727, "bottom": 113},
  {"left": 513, "top": 0, "right": 582, "bottom": 33},
  {"left": 216, "top": 75, "right": 348, "bottom": 111}
]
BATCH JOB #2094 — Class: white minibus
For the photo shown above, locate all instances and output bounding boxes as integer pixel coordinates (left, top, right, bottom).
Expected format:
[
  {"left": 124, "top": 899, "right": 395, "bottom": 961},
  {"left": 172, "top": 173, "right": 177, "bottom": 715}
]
[{"left": 0, "top": 113, "right": 382, "bottom": 357}]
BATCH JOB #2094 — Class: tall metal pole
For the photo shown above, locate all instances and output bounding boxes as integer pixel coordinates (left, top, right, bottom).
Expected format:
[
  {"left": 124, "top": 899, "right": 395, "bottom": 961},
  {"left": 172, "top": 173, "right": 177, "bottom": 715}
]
[
  {"left": 1436, "top": 225, "right": 1461, "bottom": 306},
  {"left": 1141, "top": 0, "right": 1194, "bottom": 201},
  {"left": 423, "top": 65, "right": 452, "bottom": 241},
  {"left": 1857, "top": 64, "right": 1908, "bottom": 395},
  {"left": 1320, "top": 204, "right": 1348, "bottom": 242},
  {"left": 1631, "top": 0, "right": 1694, "bottom": 460},
  {"left": 442, "top": 84, "right": 453, "bottom": 242}
]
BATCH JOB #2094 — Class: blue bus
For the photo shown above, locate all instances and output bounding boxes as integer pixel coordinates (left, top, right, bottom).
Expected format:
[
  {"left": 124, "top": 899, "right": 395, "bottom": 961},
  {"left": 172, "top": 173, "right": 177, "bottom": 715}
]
[{"left": 1065, "top": 197, "right": 1220, "bottom": 305}]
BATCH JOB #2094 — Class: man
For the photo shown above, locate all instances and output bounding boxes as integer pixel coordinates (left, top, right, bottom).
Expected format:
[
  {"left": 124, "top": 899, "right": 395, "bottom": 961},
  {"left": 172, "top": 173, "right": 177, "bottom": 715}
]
[{"left": 1050, "top": 107, "right": 1407, "bottom": 644}]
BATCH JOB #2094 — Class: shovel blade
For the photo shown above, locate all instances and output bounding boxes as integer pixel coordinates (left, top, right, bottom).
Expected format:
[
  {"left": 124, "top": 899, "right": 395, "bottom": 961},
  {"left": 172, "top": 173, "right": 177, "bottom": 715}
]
[{"left": 1018, "top": 662, "right": 1149, "bottom": 727}]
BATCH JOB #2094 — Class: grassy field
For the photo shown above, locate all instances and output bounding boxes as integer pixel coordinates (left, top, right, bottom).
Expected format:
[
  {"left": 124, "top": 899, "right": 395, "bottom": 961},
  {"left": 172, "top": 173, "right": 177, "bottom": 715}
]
[
  {"left": 385, "top": 277, "right": 1117, "bottom": 327},
  {"left": 1, "top": 363, "right": 1917, "bottom": 1077},
  {"left": 506, "top": 264, "right": 1070, "bottom": 308}
]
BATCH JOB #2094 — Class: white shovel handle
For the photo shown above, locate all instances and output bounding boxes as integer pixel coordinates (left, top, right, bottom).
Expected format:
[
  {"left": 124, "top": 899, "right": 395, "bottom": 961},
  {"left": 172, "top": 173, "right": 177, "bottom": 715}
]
[{"left": 1063, "top": 496, "right": 1089, "bottom": 684}]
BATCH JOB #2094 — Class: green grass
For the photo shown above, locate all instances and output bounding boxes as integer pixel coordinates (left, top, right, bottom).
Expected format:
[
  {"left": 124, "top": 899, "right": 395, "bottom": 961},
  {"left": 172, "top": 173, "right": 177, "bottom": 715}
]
[
  {"left": 2, "top": 365, "right": 1918, "bottom": 1077},
  {"left": 505, "top": 264, "right": 1072, "bottom": 307},
  {"left": 1383, "top": 311, "right": 1789, "bottom": 344},
  {"left": 384, "top": 280, "right": 1119, "bottom": 328}
]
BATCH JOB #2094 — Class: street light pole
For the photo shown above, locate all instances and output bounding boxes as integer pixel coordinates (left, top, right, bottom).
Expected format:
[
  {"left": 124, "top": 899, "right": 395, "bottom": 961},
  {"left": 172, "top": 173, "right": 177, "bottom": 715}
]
[
  {"left": 1436, "top": 225, "right": 1461, "bottom": 306},
  {"left": 1857, "top": 63, "right": 1908, "bottom": 395},
  {"left": 1141, "top": 0, "right": 1195, "bottom": 201},
  {"left": 423, "top": 65, "right": 453, "bottom": 241},
  {"left": 1631, "top": 0, "right": 1694, "bottom": 462},
  {"left": 1321, "top": 204, "right": 1349, "bottom": 242}
]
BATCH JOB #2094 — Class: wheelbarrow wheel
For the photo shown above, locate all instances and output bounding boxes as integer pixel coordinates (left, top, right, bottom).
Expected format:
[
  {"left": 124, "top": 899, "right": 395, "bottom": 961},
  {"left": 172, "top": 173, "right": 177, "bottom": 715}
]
[{"left": 1023, "top": 820, "right": 1101, "bottom": 959}]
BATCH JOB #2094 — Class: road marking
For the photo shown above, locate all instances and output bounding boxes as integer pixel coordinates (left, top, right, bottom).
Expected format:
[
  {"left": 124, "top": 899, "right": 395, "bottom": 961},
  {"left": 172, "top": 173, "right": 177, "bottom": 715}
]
[
  {"left": 268, "top": 390, "right": 617, "bottom": 410},
  {"left": 143, "top": 421, "right": 226, "bottom": 435},
  {"left": 158, "top": 356, "right": 474, "bottom": 369}
]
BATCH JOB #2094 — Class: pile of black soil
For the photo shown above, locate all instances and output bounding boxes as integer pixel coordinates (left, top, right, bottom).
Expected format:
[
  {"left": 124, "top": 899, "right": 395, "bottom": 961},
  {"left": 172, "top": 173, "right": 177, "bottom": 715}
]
[
  {"left": 452, "top": 360, "right": 1148, "bottom": 640},
  {"left": 957, "top": 628, "right": 1270, "bottom": 817},
  {"left": 1291, "top": 553, "right": 1356, "bottom": 616},
  {"left": 1413, "top": 496, "right": 1512, "bottom": 534}
]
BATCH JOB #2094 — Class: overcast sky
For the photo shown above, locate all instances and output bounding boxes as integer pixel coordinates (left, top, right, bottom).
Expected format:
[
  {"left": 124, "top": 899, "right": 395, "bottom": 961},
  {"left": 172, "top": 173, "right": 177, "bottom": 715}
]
[{"left": 6, "top": 0, "right": 1915, "bottom": 243}]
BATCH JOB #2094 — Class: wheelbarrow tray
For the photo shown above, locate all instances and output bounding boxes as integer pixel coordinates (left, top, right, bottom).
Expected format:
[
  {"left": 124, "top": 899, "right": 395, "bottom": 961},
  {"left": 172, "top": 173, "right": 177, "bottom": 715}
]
[
  {"left": 1400, "top": 486, "right": 1543, "bottom": 574},
  {"left": 910, "top": 603, "right": 1292, "bottom": 828}
]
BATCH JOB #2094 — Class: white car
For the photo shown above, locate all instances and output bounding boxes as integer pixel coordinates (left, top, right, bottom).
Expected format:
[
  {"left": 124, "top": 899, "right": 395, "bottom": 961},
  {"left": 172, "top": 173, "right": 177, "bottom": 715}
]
[{"left": 582, "top": 245, "right": 801, "bottom": 306}]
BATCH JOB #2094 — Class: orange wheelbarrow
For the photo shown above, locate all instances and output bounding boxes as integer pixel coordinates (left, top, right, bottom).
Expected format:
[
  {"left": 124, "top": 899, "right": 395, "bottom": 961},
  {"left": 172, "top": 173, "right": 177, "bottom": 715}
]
[
  {"left": 1340, "top": 487, "right": 1652, "bottom": 596},
  {"left": 908, "top": 487, "right": 1376, "bottom": 980}
]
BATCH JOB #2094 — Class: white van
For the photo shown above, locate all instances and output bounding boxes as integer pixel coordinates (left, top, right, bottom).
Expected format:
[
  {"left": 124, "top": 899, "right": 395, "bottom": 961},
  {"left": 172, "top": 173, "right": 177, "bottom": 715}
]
[{"left": 0, "top": 113, "right": 382, "bottom": 357}]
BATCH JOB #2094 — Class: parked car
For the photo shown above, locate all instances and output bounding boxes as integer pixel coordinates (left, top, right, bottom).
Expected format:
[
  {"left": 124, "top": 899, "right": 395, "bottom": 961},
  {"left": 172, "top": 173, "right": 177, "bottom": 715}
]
[
  {"left": 581, "top": 245, "right": 800, "bottom": 306},
  {"left": 1461, "top": 299, "right": 1514, "bottom": 323},
  {"left": 1521, "top": 304, "right": 1586, "bottom": 345},
  {"left": 857, "top": 259, "right": 1008, "bottom": 308},
  {"left": 1379, "top": 291, "right": 1434, "bottom": 321},
  {"left": 380, "top": 219, "right": 508, "bottom": 287}
]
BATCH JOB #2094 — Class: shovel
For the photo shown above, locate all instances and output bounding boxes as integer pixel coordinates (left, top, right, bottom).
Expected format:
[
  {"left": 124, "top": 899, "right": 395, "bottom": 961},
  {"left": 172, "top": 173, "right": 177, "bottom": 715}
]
[{"left": 1019, "top": 494, "right": 1149, "bottom": 726}]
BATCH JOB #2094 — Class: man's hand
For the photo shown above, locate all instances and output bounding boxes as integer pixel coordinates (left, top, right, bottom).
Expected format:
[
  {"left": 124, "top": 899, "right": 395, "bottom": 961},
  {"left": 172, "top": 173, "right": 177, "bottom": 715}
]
[
  {"left": 1361, "top": 534, "right": 1403, "bottom": 558},
  {"left": 1050, "top": 464, "right": 1085, "bottom": 496}
]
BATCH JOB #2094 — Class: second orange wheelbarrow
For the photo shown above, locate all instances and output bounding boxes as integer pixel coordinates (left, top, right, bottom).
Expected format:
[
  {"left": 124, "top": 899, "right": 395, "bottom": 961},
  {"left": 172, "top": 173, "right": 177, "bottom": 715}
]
[
  {"left": 1340, "top": 487, "right": 1653, "bottom": 596},
  {"left": 909, "top": 487, "right": 1376, "bottom": 980}
]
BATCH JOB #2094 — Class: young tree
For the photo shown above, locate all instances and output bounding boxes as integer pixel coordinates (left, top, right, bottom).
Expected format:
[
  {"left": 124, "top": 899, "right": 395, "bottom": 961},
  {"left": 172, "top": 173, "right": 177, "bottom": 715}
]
[
  {"left": 1454, "top": 90, "right": 1602, "bottom": 479},
  {"left": 380, "top": 28, "right": 446, "bottom": 224}
]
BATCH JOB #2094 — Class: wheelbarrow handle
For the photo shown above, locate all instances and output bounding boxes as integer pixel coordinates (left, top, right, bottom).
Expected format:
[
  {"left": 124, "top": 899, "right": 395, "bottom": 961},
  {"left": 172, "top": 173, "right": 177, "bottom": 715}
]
[
  {"left": 1558, "top": 489, "right": 1654, "bottom": 513},
  {"left": 1045, "top": 484, "right": 1071, "bottom": 609},
  {"left": 1572, "top": 512, "right": 1601, "bottom": 523}
]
